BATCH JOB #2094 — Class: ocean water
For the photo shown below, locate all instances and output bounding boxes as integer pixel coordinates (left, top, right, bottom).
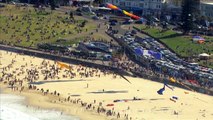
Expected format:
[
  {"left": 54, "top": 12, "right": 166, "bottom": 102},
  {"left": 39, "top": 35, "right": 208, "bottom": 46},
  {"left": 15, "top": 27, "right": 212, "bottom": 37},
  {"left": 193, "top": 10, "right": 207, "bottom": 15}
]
[{"left": 0, "top": 92, "right": 80, "bottom": 120}]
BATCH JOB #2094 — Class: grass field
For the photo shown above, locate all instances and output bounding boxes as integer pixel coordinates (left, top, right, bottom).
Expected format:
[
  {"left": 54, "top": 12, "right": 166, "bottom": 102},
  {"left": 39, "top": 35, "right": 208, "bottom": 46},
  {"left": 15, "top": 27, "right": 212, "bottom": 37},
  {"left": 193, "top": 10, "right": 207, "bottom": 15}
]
[
  {"left": 135, "top": 25, "right": 213, "bottom": 68},
  {"left": 0, "top": 4, "right": 96, "bottom": 48}
]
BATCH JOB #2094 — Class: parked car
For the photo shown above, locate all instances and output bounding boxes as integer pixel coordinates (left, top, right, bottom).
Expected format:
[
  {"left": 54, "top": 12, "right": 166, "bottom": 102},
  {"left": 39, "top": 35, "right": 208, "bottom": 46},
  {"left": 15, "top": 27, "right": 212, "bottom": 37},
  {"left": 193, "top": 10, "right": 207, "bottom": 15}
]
[
  {"left": 110, "top": 21, "right": 117, "bottom": 26},
  {"left": 122, "top": 21, "right": 131, "bottom": 25},
  {"left": 135, "top": 20, "right": 143, "bottom": 24},
  {"left": 109, "top": 19, "right": 118, "bottom": 23},
  {"left": 92, "top": 16, "right": 99, "bottom": 20},
  {"left": 76, "top": 12, "right": 83, "bottom": 16},
  {"left": 131, "top": 30, "right": 137, "bottom": 34}
]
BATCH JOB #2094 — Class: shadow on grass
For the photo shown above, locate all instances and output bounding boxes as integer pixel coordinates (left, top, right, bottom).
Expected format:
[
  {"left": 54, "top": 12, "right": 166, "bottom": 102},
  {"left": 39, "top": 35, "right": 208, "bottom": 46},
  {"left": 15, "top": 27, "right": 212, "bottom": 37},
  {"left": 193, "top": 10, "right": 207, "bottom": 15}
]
[
  {"left": 158, "top": 33, "right": 183, "bottom": 39},
  {"left": 29, "top": 79, "right": 86, "bottom": 85}
]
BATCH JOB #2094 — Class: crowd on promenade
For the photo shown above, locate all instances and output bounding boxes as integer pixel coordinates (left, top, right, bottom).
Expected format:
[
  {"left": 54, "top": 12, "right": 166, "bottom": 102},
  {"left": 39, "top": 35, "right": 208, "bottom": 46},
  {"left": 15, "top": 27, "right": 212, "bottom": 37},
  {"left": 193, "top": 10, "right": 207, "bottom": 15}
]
[
  {"left": 0, "top": 51, "right": 132, "bottom": 120},
  {"left": 106, "top": 29, "right": 213, "bottom": 93}
]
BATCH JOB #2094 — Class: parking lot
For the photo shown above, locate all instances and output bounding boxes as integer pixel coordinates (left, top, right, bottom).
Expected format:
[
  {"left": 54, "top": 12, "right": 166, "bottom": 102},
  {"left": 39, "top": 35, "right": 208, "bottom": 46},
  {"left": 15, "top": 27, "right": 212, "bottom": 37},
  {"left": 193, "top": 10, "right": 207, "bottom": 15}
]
[{"left": 107, "top": 27, "right": 213, "bottom": 91}]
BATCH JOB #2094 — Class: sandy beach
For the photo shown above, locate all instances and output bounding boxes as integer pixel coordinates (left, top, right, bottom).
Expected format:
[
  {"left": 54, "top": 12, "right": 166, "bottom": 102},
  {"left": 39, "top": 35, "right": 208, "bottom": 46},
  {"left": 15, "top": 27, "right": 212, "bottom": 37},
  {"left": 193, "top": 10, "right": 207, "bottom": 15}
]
[{"left": 0, "top": 49, "right": 213, "bottom": 120}]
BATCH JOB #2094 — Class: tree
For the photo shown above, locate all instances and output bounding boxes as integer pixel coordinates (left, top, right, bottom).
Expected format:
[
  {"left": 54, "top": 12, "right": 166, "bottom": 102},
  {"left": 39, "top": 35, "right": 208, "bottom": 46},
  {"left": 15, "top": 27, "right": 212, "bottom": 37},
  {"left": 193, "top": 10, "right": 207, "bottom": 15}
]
[
  {"left": 181, "top": 0, "right": 200, "bottom": 34},
  {"left": 145, "top": 15, "right": 152, "bottom": 28},
  {"left": 69, "top": 11, "right": 74, "bottom": 22},
  {"left": 62, "top": 0, "right": 69, "bottom": 6},
  {"left": 50, "top": 0, "right": 56, "bottom": 10}
]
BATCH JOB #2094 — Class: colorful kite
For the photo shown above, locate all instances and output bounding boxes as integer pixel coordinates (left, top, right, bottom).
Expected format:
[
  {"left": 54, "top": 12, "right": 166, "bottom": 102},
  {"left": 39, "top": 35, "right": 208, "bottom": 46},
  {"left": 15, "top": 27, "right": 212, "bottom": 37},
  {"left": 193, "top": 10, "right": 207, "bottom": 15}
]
[
  {"left": 163, "top": 77, "right": 196, "bottom": 94},
  {"left": 169, "top": 77, "right": 176, "bottom": 83},
  {"left": 157, "top": 85, "right": 165, "bottom": 95},
  {"left": 57, "top": 61, "right": 71, "bottom": 70},
  {"left": 164, "top": 83, "right": 174, "bottom": 91},
  {"left": 157, "top": 83, "right": 173, "bottom": 95},
  {"left": 169, "top": 77, "right": 195, "bottom": 92},
  {"left": 106, "top": 3, "right": 142, "bottom": 20},
  {"left": 106, "top": 3, "right": 122, "bottom": 11}
]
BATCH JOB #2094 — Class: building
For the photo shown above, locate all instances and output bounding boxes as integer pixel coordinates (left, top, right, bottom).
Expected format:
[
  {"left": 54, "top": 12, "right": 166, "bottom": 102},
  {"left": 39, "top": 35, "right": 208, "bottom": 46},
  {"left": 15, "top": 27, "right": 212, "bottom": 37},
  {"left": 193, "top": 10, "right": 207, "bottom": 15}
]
[
  {"left": 143, "top": 0, "right": 162, "bottom": 16},
  {"left": 162, "top": 0, "right": 213, "bottom": 19},
  {"left": 200, "top": 1, "right": 213, "bottom": 18},
  {"left": 161, "top": 0, "right": 182, "bottom": 19},
  {"left": 103, "top": 0, "right": 163, "bottom": 16},
  {"left": 103, "top": 0, "right": 120, "bottom": 6},
  {"left": 162, "top": 0, "right": 182, "bottom": 7}
]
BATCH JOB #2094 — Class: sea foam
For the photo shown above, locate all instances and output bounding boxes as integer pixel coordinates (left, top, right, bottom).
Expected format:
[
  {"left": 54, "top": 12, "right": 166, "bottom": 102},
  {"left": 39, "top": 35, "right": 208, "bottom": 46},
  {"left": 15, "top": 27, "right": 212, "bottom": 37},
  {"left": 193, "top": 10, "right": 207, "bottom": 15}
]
[{"left": 0, "top": 93, "right": 79, "bottom": 120}]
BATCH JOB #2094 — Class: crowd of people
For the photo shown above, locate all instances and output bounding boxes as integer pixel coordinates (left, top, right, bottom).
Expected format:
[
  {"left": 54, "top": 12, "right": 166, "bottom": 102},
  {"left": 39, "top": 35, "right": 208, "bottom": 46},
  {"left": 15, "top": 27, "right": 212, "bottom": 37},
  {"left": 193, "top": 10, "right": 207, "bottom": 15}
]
[
  {"left": 0, "top": 51, "right": 133, "bottom": 120},
  {"left": 0, "top": 5, "right": 88, "bottom": 47}
]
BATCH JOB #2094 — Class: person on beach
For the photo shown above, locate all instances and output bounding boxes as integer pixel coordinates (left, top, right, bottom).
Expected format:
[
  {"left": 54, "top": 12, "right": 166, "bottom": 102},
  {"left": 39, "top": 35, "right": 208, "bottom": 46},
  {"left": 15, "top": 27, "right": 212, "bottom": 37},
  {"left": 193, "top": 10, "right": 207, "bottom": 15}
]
[{"left": 1, "top": 51, "right": 144, "bottom": 120}]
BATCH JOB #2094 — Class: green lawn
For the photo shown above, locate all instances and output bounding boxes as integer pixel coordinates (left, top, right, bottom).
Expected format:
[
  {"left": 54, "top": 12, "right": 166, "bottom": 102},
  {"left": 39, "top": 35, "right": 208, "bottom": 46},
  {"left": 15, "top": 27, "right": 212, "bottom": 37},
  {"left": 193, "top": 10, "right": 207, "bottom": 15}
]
[
  {"left": 135, "top": 25, "right": 213, "bottom": 68},
  {"left": 0, "top": 5, "right": 96, "bottom": 48}
]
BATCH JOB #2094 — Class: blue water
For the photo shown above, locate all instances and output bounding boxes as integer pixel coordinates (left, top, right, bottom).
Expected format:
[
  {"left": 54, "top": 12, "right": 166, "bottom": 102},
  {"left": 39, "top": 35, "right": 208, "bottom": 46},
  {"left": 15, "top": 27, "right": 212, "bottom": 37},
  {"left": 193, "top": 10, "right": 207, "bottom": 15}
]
[{"left": 0, "top": 93, "right": 80, "bottom": 120}]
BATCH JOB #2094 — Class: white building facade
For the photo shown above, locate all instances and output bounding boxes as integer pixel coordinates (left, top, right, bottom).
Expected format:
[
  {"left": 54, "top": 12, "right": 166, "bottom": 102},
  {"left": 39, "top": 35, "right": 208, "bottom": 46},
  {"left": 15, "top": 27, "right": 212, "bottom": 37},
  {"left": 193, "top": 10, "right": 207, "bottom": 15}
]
[
  {"left": 143, "top": 0, "right": 163, "bottom": 16},
  {"left": 200, "top": 2, "right": 213, "bottom": 18}
]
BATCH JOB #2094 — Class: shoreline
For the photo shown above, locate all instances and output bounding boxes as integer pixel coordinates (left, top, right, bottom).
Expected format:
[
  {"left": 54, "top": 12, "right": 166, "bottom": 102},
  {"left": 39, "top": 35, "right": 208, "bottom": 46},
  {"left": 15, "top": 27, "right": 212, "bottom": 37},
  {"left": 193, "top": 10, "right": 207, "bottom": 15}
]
[{"left": 0, "top": 84, "right": 113, "bottom": 120}]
